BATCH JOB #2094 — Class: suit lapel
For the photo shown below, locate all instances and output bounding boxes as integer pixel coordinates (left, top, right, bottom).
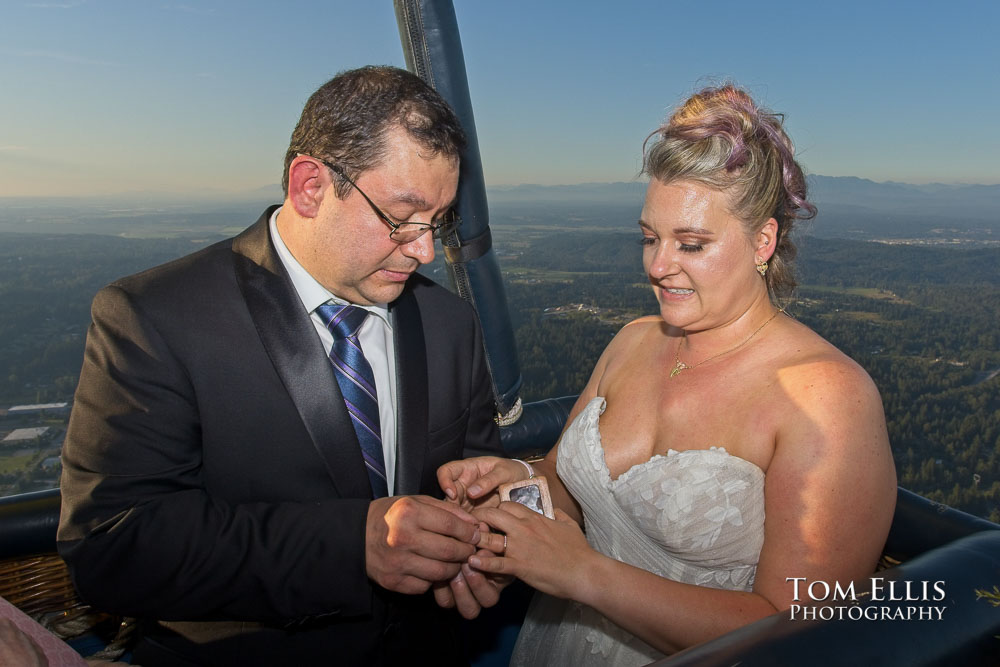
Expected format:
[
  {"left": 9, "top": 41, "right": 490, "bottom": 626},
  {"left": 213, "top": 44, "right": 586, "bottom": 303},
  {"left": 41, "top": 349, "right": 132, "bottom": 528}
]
[
  {"left": 391, "top": 285, "right": 429, "bottom": 496},
  {"left": 231, "top": 210, "right": 371, "bottom": 498}
]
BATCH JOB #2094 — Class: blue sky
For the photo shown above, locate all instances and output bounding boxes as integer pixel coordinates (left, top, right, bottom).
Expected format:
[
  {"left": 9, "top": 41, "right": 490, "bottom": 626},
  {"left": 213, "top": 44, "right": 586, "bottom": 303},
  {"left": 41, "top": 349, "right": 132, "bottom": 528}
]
[{"left": 1, "top": 0, "right": 998, "bottom": 197}]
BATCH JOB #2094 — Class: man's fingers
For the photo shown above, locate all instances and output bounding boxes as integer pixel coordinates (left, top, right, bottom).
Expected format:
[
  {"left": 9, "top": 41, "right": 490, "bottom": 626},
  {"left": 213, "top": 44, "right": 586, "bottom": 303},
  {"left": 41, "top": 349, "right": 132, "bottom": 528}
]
[
  {"left": 415, "top": 495, "right": 478, "bottom": 525},
  {"left": 410, "top": 529, "right": 478, "bottom": 564},
  {"left": 396, "top": 552, "right": 465, "bottom": 584},
  {"left": 388, "top": 496, "right": 479, "bottom": 546},
  {"left": 414, "top": 496, "right": 479, "bottom": 533},
  {"left": 432, "top": 581, "right": 456, "bottom": 609},
  {"left": 462, "top": 560, "right": 502, "bottom": 609},
  {"left": 448, "top": 570, "right": 483, "bottom": 620},
  {"left": 369, "top": 496, "right": 479, "bottom": 593},
  {"left": 391, "top": 572, "right": 440, "bottom": 595}
]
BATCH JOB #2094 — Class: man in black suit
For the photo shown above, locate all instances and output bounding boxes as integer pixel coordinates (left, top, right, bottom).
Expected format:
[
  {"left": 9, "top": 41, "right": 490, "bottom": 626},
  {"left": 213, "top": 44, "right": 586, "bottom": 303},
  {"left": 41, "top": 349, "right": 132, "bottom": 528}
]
[{"left": 57, "top": 66, "right": 503, "bottom": 666}]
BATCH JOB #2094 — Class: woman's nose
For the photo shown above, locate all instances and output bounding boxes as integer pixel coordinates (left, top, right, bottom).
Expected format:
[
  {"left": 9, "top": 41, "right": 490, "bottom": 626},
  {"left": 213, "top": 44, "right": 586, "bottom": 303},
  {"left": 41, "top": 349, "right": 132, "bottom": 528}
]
[{"left": 647, "top": 244, "right": 678, "bottom": 279}]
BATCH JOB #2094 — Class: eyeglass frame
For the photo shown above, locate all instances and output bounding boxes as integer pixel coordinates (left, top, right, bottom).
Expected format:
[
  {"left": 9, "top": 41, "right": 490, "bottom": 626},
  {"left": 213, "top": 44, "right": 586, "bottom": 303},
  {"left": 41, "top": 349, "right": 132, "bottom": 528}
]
[{"left": 314, "top": 158, "right": 459, "bottom": 243}]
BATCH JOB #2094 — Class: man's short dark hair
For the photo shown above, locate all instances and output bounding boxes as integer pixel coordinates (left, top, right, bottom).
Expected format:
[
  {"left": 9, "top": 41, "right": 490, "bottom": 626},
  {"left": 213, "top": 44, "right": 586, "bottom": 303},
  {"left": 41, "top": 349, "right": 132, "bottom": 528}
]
[{"left": 282, "top": 65, "right": 467, "bottom": 196}]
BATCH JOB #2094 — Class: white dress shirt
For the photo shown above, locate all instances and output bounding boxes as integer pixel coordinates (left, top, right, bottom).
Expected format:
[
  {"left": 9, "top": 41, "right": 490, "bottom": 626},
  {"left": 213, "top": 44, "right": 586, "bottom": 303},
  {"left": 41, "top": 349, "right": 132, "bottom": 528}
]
[{"left": 269, "top": 207, "right": 398, "bottom": 494}]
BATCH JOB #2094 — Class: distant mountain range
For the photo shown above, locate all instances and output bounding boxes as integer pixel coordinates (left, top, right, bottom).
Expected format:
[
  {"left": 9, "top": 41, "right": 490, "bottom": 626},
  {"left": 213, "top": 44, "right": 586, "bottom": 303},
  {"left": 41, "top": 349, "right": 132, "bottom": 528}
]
[
  {"left": 806, "top": 176, "right": 999, "bottom": 240},
  {"left": 0, "top": 176, "right": 996, "bottom": 241},
  {"left": 486, "top": 176, "right": 1000, "bottom": 240}
]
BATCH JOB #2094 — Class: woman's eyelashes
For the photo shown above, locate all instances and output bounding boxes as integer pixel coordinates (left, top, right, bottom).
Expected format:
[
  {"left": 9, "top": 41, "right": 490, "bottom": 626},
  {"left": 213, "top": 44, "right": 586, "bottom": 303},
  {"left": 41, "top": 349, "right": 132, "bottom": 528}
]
[{"left": 638, "top": 236, "right": 705, "bottom": 252}]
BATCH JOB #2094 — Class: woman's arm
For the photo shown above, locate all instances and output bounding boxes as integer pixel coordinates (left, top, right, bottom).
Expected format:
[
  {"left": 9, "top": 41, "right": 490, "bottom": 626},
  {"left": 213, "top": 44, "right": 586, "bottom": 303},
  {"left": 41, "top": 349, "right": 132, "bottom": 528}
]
[
  {"left": 752, "top": 357, "right": 897, "bottom": 609},
  {"left": 470, "top": 502, "right": 777, "bottom": 654}
]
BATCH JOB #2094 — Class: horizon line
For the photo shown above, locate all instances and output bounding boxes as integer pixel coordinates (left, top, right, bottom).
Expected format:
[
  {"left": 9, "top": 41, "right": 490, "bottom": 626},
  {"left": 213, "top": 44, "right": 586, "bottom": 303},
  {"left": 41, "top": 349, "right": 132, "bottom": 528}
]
[{"left": 1, "top": 174, "right": 999, "bottom": 201}]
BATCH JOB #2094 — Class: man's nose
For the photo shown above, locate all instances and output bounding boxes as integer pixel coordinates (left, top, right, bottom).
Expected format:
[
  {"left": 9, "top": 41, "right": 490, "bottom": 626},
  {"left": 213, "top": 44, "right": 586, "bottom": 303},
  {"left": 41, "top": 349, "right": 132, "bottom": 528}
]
[{"left": 400, "top": 231, "right": 435, "bottom": 264}]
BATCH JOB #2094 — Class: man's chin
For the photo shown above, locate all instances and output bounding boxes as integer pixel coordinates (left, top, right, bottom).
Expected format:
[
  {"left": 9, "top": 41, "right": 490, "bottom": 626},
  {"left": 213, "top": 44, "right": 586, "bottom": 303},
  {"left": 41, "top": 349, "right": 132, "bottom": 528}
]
[{"left": 358, "top": 281, "right": 409, "bottom": 306}]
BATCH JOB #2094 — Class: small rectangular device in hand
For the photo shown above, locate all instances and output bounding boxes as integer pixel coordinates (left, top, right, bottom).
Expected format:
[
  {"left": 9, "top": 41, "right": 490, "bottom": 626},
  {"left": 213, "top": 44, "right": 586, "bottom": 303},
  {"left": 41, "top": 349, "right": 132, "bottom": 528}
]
[{"left": 499, "top": 476, "right": 554, "bottom": 519}]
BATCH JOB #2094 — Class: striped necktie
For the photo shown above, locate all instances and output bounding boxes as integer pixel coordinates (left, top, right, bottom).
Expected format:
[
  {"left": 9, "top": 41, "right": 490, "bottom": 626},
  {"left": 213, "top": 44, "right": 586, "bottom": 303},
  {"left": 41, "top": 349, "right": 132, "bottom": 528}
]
[{"left": 315, "top": 303, "right": 388, "bottom": 498}]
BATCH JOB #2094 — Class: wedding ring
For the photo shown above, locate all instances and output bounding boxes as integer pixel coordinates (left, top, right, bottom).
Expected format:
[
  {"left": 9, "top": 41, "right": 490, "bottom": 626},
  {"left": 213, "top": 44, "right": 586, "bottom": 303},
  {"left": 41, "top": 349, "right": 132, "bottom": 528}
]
[{"left": 503, "top": 534, "right": 508, "bottom": 552}]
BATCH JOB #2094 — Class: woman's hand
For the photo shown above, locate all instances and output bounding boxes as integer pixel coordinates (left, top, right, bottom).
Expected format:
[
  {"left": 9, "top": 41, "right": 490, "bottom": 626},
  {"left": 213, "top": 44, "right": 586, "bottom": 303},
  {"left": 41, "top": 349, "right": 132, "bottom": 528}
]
[
  {"left": 468, "top": 502, "right": 598, "bottom": 601},
  {"left": 437, "top": 456, "right": 529, "bottom": 512}
]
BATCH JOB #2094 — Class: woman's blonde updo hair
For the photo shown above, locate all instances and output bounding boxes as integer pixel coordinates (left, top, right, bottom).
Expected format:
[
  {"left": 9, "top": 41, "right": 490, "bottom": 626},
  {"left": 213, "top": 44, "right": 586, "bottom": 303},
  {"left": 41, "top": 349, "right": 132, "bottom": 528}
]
[{"left": 643, "top": 85, "right": 816, "bottom": 298}]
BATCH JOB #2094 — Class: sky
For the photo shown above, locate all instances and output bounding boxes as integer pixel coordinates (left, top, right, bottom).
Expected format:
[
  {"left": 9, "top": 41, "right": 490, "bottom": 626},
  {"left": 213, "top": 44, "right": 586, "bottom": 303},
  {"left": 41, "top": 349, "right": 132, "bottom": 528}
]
[{"left": 1, "top": 0, "right": 998, "bottom": 197}]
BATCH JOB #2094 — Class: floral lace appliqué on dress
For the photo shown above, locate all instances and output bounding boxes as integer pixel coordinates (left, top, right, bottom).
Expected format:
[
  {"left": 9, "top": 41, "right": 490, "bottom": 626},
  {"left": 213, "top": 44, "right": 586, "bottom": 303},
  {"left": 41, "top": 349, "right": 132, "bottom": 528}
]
[{"left": 511, "top": 397, "right": 765, "bottom": 667}]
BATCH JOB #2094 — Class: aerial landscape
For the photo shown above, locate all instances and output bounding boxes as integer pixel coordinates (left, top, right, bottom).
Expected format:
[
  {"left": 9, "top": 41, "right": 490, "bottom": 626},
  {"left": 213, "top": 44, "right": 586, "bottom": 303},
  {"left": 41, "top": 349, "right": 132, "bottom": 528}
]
[
  {"left": 0, "top": 1, "right": 999, "bottom": 665},
  {"left": 1, "top": 176, "right": 997, "bottom": 520}
]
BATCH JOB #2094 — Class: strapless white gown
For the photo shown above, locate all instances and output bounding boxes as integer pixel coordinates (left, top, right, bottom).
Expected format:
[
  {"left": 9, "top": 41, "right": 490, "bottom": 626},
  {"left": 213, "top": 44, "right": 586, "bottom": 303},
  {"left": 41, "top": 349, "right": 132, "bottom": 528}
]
[{"left": 510, "top": 397, "right": 766, "bottom": 666}]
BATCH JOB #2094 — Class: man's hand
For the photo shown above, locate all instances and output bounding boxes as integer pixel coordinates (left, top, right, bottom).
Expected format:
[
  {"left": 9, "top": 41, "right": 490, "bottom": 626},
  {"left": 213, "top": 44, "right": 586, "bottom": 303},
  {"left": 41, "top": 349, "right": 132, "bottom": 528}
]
[
  {"left": 366, "top": 495, "right": 481, "bottom": 595},
  {"left": 431, "top": 545, "right": 514, "bottom": 619}
]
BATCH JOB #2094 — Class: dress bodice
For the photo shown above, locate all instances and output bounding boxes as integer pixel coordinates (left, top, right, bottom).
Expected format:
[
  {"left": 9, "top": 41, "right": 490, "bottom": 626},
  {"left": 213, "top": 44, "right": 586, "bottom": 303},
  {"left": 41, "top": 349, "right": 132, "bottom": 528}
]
[
  {"left": 560, "top": 396, "right": 765, "bottom": 582},
  {"left": 511, "top": 396, "right": 766, "bottom": 666}
]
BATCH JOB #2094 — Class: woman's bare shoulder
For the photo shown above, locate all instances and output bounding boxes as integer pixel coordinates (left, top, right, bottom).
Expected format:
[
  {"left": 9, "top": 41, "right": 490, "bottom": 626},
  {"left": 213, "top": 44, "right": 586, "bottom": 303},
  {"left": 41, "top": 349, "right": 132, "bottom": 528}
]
[
  {"left": 775, "top": 320, "right": 880, "bottom": 402},
  {"left": 767, "top": 320, "right": 889, "bottom": 468},
  {"left": 621, "top": 314, "right": 663, "bottom": 331},
  {"left": 585, "top": 316, "right": 668, "bottom": 392},
  {"left": 607, "top": 315, "right": 666, "bottom": 356}
]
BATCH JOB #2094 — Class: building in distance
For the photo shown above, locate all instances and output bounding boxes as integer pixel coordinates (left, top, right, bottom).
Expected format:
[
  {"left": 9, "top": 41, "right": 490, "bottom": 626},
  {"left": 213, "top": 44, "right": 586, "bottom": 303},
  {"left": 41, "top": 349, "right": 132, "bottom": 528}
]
[
  {"left": 3, "top": 427, "right": 51, "bottom": 444},
  {"left": 5, "top": 403, "right": 70, "bottom": 418}
]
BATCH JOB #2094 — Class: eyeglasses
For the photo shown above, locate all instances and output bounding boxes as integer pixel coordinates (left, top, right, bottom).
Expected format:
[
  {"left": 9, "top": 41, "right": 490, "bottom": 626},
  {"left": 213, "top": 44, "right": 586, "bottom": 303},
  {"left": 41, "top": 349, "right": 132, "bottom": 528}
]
[{"left": 319, "top": 159, "right": 458, "bottom": 244}]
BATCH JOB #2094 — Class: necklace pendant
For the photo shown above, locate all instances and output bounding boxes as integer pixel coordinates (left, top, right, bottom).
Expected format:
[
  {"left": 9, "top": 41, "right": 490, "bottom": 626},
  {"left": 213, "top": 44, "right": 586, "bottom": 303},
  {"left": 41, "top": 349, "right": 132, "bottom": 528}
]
[{"left": 670, "top": 360, "right": 689, "bottom": 378}]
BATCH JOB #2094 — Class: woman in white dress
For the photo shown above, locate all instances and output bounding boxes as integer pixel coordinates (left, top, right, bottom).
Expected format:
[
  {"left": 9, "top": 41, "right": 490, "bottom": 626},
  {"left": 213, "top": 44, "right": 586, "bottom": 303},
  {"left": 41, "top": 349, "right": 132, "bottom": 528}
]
[{"left": 438, "top": 85, "right": 897, "bottom": 664}]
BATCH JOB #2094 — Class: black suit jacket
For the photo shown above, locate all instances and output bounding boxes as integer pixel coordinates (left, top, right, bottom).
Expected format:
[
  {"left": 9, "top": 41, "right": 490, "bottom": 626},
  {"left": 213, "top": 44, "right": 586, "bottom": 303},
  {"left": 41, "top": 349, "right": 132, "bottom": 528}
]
[{"left": 57, "top": 207, "right": 502, "bottom": 666}]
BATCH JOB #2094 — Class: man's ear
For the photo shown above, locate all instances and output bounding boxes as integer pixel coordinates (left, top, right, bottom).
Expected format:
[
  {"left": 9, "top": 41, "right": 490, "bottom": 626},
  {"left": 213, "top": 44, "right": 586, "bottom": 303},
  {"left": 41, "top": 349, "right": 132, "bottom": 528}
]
[
  {"left": 756, "top": 217, "right": 778, "bottom": 262},
  {"left": 287, "top": 156, "right": 329, "bottom": 218}
]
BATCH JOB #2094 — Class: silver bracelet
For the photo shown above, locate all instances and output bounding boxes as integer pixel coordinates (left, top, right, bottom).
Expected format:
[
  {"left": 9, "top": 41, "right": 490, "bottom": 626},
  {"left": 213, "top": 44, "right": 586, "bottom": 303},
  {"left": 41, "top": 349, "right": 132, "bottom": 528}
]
[{"left": 514, "top": 458, "right": 536, "bottom": 480}]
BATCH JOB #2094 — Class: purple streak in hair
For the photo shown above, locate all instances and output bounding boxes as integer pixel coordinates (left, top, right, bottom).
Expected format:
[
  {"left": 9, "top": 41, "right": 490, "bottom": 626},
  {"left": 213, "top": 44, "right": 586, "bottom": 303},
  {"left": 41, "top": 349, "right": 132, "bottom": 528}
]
[{"left": 667, "top": 86, "right": 816, "bottom": 221}]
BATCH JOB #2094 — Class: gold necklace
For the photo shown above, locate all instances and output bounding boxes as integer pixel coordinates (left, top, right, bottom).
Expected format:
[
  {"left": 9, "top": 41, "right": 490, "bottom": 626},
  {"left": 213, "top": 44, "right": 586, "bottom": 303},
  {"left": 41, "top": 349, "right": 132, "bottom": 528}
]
[{"left": 670, "top": 309, "right": 784, "bottom": 378}]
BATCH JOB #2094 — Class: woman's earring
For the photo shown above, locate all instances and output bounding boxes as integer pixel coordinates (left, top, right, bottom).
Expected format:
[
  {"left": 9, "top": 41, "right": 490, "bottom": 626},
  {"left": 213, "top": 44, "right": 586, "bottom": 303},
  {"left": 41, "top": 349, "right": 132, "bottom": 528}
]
[{"left": 755, "top": 258, "right": 768, "bottom": 277}]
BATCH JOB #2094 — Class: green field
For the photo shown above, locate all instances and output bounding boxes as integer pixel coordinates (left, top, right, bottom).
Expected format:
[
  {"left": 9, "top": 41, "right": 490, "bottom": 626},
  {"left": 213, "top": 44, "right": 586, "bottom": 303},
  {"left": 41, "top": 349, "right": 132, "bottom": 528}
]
[{"left": 0, "top": 452, "right": 37, "bottom": 474}]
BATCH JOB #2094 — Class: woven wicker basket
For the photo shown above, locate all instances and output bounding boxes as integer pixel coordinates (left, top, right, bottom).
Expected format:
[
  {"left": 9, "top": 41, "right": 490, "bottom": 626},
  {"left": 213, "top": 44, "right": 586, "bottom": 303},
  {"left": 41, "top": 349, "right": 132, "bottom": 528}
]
[{"left": 0, "top": 553, "right": 134, "bottom": 660}]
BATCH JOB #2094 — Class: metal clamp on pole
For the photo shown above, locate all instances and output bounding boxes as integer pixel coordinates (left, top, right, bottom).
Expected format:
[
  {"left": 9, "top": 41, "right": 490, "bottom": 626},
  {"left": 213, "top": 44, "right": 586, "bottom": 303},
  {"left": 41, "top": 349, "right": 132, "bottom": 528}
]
[{"left": 443, "top": 227, "right": 493, "bottom": 265}]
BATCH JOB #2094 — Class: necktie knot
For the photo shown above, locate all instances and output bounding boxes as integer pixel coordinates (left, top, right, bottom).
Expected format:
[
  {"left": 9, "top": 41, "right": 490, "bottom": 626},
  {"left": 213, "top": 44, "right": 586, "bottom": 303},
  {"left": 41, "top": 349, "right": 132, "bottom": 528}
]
[{"left": 317, "top": 303, "right": 369, "bottom": 340}]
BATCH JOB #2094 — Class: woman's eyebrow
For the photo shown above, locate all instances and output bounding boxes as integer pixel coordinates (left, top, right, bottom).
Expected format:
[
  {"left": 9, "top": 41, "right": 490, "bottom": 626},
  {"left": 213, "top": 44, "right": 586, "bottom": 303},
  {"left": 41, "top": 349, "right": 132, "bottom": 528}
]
[{"left": 672, "top": 226, "right": 714, "bottom": 235}]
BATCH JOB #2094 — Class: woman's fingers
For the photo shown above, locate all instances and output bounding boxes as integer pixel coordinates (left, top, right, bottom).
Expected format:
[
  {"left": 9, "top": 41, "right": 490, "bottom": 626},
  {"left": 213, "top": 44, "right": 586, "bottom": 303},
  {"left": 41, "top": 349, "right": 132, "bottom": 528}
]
[
  {"left": 477, "top": 530, "right": 507, "bottom": 555},
  {"left": 465, "top": 468, "right": 510, "bottom": 498},
  {"left": 475, "top": 500, "right": 546, "bottom": 529},
  {"left": 553, "top": 507, "right": 577, "bottom": 524},
  {"left": 467, "top": 460, "right": 530, "bottom": 498},
  {"left": 437, "top": 459, "right": 480, "bottom": 501},
  {"left": 467, "top": 552, "right": 510, "bottom": 574},
  {"left": 467, "top": 500, "right": 594, "bottom": 601}
]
